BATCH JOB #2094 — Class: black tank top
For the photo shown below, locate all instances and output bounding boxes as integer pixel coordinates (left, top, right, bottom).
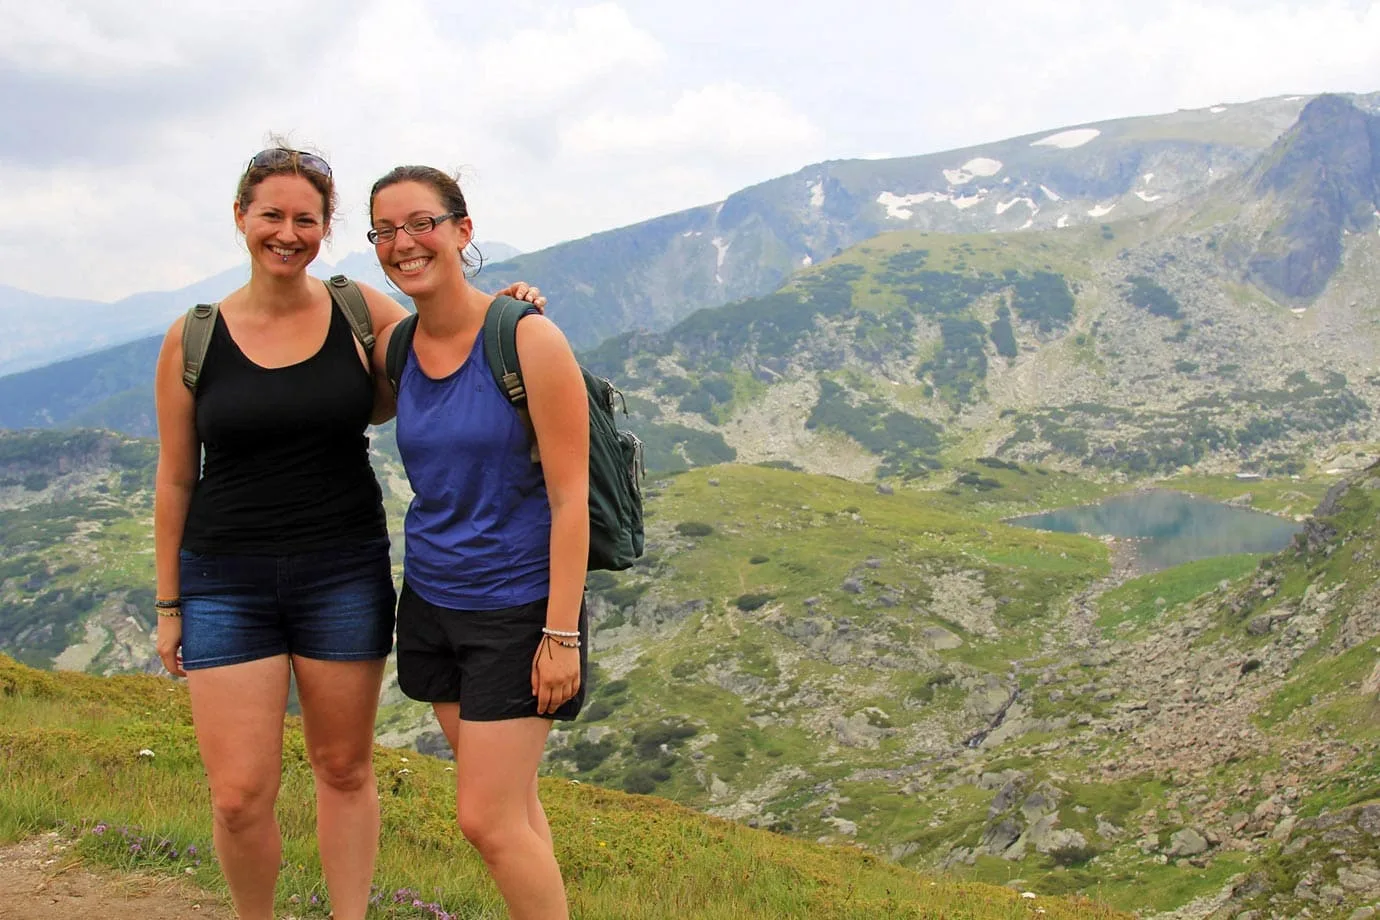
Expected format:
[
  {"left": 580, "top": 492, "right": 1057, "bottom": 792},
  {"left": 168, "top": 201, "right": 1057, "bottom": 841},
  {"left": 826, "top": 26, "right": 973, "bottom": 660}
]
[{"left": 181, "top": 304, "right": 387, "bottom": 554}]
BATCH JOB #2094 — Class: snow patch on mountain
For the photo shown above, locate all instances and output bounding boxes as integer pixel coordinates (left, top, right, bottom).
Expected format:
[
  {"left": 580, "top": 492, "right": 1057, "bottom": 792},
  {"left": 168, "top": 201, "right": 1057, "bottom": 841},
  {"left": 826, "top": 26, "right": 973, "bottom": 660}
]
[
  {"left": 996, "top": 197, "right": 1038, "bottom": 216},
  {"left": 1088, "top": 202, "right": 1117, "bottom": 218},
  {"left": 1136, "top": 191, "right": 1162, "bottom": 203},
  {"left": 711, "top": 237, "right": 729, "bottom": 283},
  {"left": 943, "top": 158, "right": 1003, "bottom": 185},
  {"left": 1031, "top": 128, "right": 1100, "bottom": 149},
  {"left": 1143, "top": 173, "right": 1155, "bottom": 184},
  {"left": 877, "top": 191, "right": 946, "bottom": 219},
  {"left": 809, "top": 181, "right": 825, "bottom": 209},
  {"left": 1056, "top": 215, "right": 1071, "bottom": 228},
  {"left": 1039, "top": 185, "right": 1062, "bottom": 202},
  {"left": 952, "top": 191, "right": 988, "bottom": 210},
  {"left": 1210, "top": 105, "right": 1228, "bottom": 113}
]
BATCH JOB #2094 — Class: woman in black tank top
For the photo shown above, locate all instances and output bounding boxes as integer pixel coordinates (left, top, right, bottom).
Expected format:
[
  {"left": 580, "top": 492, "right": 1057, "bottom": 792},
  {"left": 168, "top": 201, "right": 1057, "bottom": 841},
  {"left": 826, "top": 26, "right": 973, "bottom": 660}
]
[{"left": 151, "top": 146, "right": 544, "bottom": 920}]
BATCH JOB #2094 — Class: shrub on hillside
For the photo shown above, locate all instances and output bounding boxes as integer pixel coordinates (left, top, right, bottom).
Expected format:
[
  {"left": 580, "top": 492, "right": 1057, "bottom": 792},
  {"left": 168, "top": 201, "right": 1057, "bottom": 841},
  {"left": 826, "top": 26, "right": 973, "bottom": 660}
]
[
  {"left": 632, "top": 721, "right": 698, "bottom": 758},
  {"left": 989, "top": 309, "right": 1018, "bottom": 358},
  {"left": 1124, "top": 275, "right": 1182, "bottom": 318}
]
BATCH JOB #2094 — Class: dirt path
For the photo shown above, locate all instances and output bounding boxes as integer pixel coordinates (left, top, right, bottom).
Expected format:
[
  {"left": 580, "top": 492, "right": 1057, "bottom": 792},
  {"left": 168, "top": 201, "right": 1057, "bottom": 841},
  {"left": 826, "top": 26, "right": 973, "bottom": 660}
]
[{"left": 0, "top": 833, "right": 232, "bottom": 920}]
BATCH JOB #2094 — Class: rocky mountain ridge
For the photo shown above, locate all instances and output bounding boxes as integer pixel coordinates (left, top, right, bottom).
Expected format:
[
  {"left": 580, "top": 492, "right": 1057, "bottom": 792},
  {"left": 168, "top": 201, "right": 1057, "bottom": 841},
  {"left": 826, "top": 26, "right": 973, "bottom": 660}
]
[
  {"left": 5, "top": 95, "right": 1379, "bottom": 471},
  {"left": 0, "top": 92, "right": 1359, "bottom": 382}
]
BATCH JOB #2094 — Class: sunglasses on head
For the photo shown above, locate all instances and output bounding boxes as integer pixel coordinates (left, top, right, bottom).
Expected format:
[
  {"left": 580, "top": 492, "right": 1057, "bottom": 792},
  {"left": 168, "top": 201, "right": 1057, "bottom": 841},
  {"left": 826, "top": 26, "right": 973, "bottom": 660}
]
[{"left": 246, "top": 147, "right": 332, "bottom": 178}]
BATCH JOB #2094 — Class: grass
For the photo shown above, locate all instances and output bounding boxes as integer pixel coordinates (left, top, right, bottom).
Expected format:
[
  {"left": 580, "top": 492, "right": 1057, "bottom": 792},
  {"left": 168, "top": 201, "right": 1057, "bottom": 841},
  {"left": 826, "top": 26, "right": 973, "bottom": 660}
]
[
  {"left": 1154, "top": 472, "right": 1335, "bottom": 517},
  {"left": 1094, "top": 554, "right": 1261, "bottom": 637},
  {"left": 1255, "top": 637, "right": 1380, "bottom": 733},
  {"left": 0, "top": 656, "right": 1128, "bottom": 920}
]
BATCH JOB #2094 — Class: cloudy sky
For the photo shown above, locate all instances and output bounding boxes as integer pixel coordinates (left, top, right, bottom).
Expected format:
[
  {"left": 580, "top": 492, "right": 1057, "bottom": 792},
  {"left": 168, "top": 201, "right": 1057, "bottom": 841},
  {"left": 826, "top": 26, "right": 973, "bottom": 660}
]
[{"left": 2, "top": 0, "right": 1379, "bottom": 301}]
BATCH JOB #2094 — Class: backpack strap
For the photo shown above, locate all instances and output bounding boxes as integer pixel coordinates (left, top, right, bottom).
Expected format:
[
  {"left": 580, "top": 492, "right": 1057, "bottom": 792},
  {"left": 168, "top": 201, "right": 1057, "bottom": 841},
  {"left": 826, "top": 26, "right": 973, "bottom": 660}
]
[
  {"left": 181, "top": 302, "right": 220, "bottom": 391},
  {"left": 326, "top": 275, "right": 375, "bottom": 356},
  {"left": 483, "top": 295, "right": 542, "bottom": 462},
  {"left": 385, "top": 313, "right": 419, "bottom": 397}
]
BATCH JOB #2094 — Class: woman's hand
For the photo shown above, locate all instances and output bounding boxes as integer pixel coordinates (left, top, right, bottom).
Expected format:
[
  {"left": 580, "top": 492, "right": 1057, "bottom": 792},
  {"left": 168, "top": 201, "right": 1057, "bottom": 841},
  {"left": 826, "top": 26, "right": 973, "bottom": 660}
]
[
  {"left": 531, "top": 639, "right": 580, "bottom": 714},
  {"left": 496, "top": 282, "right": 546, "bottom": 311},
  {"left": 157, "top": 616, "right": 186, "bottom": 678}
]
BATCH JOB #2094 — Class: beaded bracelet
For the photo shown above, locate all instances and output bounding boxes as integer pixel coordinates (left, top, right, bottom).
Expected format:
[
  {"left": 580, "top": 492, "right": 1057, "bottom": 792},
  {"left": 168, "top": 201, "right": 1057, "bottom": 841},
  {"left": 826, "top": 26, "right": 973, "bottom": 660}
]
[
  {"left": 154, "top": 598, "right": 182, "bottom": 609},
  {"left": 541, "top": 634, "right": 581, "bottom": 649}
]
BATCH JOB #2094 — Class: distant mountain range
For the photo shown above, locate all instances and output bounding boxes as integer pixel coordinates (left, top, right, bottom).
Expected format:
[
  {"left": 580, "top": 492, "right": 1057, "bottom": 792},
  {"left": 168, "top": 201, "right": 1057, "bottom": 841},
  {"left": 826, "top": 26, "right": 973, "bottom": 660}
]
[
  {"left": 4, "top": 93, "right": 1377, "bottom": 483},
  {"left": 7, "top": 94, "right": 1372, "bottom": 380}
]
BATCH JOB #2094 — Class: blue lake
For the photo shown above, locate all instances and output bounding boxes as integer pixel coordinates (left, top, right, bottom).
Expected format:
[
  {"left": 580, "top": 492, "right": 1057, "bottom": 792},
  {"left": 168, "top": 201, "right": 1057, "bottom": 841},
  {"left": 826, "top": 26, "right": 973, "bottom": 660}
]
[{"left": 1008, "top": 490, "right": 1303, "bottom": 571}]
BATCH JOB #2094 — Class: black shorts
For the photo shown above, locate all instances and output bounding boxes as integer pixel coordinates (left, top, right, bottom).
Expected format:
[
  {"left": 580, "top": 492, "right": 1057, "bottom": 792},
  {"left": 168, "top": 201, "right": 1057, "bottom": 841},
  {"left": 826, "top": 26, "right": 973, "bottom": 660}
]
[{"left": 395, "top": 582, "right": 588, "bottom": 722}]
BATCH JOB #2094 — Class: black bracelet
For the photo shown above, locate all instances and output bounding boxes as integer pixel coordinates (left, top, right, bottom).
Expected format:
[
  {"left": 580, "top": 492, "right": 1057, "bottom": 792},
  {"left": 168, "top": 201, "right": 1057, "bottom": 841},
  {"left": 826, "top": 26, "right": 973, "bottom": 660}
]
[{"left": 154, "top": 598, "right": 182, "bottom": 609}]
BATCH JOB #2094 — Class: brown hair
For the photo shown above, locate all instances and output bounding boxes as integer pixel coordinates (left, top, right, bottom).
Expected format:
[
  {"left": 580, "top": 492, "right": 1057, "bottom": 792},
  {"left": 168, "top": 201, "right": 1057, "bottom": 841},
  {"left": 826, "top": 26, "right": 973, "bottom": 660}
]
[
  {"left": 235, "top": 142, "right": 337, "bottom": 234},
  {"left": 369, "top": 165, "right": 479, "bottom": 268}
]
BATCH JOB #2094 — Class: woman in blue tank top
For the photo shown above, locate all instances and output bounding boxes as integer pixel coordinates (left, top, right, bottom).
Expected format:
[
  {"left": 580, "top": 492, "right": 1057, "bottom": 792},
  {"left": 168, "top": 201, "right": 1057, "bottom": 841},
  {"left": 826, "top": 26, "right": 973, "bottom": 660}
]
[{"left": 370, "top": 166, "right": 589, "bottom": 920}]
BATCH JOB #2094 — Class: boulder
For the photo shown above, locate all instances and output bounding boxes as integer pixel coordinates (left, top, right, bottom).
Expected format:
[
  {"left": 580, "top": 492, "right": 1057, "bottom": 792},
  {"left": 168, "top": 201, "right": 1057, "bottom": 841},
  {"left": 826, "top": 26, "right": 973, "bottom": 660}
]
[{"left": 1167, "top": 827, "right": 1209, "bottom": 858}]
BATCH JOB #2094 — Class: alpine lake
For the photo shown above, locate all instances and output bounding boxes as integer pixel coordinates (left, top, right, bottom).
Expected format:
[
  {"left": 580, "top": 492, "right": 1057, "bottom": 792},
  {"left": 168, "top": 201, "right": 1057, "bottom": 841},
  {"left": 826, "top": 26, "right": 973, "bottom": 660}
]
[{"left": 1008, "top": 489, "right": 1303, "bottom": 571}]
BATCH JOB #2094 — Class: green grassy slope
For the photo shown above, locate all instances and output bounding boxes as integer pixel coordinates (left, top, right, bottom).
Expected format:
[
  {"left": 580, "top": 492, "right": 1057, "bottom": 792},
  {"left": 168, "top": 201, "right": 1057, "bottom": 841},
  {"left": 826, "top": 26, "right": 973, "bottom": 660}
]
[{"left": 0, "top": 656, "right": 1126, "bottom": 920}]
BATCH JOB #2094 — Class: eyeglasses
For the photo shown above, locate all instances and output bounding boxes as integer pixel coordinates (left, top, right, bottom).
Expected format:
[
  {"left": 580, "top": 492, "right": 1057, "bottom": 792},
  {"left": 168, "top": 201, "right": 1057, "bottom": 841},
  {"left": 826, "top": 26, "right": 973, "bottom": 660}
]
[
  {"left": 367, "top": 212, "right": 462, "bottom": 244},
  {"left": 246, "top": 147, "right": 333, "bottom": 178}
]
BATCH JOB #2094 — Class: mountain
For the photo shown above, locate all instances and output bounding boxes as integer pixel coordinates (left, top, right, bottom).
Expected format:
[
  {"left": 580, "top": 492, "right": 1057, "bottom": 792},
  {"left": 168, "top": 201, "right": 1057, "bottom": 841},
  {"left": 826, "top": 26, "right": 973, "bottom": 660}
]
[
  {"left": 482, "top": 93, "right": 1338, "bottom": 348},
  {"left": 0, "top": 266, "right": 245, "bottom": 376},
  {"left": 548, "top": 94, "right": 1379, "bottom": 483},
  {"left": 1233, "top": 94, "right": 1380, "bottom": 299},
  {"left": 7, "top": 93, "right": 1378, "bottom": 460},
  {"left": 0, "top": 336, "right": 163, "bottom": 434},
  {"left": 2, "top": 93, "right": 1356, "bottom": 379}
]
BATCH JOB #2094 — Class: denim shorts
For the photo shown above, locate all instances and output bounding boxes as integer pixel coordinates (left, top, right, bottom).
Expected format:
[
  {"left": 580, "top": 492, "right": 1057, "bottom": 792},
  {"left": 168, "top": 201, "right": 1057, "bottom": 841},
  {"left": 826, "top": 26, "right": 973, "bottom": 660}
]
[{"left": 179, "top": 538, "right": 396, "bottom": 670}]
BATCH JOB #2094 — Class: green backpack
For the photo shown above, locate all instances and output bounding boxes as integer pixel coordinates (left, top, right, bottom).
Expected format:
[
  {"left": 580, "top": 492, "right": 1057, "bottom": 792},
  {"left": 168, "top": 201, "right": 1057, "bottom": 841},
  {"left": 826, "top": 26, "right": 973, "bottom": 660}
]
[
  {"left": 181, "top": 275, "right": 375, "bottom": 390},
  {"left": 385, "top": 296, "right": 645, "bottom": 572}
]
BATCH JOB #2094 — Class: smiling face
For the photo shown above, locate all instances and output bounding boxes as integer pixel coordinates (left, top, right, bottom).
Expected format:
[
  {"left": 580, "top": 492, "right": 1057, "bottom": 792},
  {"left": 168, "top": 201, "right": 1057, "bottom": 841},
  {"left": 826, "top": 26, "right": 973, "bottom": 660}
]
[
  {"left": 233, "top": 174, "right": 327, "bottom": 278},
  {"left": 370, "top": 180, "right": 472, "bottom": 299}
]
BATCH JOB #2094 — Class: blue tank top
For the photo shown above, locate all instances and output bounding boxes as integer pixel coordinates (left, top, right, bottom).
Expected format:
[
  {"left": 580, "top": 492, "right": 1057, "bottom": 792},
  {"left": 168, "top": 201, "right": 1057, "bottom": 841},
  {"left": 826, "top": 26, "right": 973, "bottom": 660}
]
[{"left": 395, "top": 328, "right": 552, "bottom": 610}]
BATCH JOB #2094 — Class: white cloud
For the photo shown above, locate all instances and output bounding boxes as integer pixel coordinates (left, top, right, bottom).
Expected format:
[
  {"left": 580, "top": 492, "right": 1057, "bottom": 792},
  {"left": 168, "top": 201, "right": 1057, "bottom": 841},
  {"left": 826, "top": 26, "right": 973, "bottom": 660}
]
[
  {"left": 473, "top": 4, "right": 667, "bottom": 111},
  {"left": 901, "top": 0, "right": 1380, "bottom": 152},
  {"left": 0, "top": 2, "right": 178, "bottom": 74},
  {"left": 560, "top": 82, "right": 822, "bottom": 159},
  {"left": 0, "top": 0, "right": 355, "bottom": 78}
]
